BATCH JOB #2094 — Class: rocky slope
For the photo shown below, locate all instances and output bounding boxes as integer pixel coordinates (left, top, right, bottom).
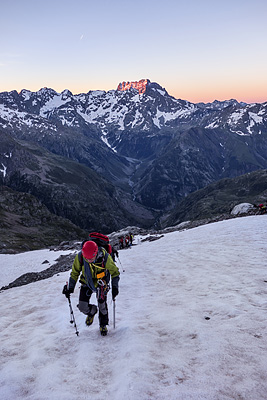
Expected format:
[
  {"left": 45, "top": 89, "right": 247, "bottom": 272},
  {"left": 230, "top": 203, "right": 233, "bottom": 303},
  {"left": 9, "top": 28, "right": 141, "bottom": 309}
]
[
  {"left": 161, "top": 169, "right": 267, "bottom": 228},
  {"left": 0, "top": 130, "right": 156, "bottom": 235},
  {"left": 0, "top": 186, "right": 87, "bottom": 253}
]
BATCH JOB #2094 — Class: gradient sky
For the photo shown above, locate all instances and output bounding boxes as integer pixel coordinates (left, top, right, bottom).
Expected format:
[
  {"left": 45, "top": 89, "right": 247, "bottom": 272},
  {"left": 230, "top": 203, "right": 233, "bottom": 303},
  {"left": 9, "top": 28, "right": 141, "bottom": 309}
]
[{"left": 1, "top": 0, "right": 267, "bottom": 103}]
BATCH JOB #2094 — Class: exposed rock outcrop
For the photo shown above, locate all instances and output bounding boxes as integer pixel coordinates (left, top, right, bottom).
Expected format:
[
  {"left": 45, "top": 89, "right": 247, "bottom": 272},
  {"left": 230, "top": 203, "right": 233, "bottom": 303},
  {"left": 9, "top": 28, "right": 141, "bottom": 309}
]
[{"left": 117, "top": 79, "right": 149, "bottom": 94}]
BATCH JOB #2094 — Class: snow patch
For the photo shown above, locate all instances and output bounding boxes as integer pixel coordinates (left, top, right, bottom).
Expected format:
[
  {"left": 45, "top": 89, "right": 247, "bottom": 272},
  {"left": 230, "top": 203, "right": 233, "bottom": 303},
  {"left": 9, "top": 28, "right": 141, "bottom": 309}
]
[
  {"left": 0, "top": 163, "right": 7, "bottom": 177},
  {"left": 249, "top": 112, "right": 263, "bottom": 124},
  {"left": 39, "top": 93, "right": 71, "bottom": 117},
  {"left": 4, "top": 152, "right": 12, "bottom": 158},
  {"left": 20, "top": 90, "right": 32, "bottom": 101},
  {"left": 100, "top": 132, "right": 117, "bottom": 152},
  {"left": 205, "top": 120, "right": 220, "bottom": 129},
  {"left": 157, "top": 89, "right": 166, "bottom": 96},
  {"left": 228, "top": 109, "right": 246, "bottom": 124},
  {"left": 152, "top": 105, "right": 195, "bottom": 128}
]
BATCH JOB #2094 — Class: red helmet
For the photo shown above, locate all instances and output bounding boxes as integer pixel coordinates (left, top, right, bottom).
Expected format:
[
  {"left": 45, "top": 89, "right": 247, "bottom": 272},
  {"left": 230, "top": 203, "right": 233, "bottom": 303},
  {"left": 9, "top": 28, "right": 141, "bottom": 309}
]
[{"left": 82, "top": 241, "right": 98, "bottom": 262}]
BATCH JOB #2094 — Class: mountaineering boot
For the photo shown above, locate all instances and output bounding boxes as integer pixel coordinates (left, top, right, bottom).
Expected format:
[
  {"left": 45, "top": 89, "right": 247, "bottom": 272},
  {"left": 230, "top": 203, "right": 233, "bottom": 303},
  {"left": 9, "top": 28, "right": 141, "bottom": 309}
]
[
  {"left": 100, "top": 325, "right": 108, "bottom": 336},
  {"left": 85, "top": 305, "right": 97, "bottom": 326}
]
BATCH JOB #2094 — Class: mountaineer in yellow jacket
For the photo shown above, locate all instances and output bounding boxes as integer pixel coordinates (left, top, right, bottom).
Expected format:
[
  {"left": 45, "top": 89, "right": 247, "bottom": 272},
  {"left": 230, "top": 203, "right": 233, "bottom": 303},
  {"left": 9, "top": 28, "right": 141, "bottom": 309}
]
[{"left": 63, "top": 241, "right": 120, "bottom": 336}]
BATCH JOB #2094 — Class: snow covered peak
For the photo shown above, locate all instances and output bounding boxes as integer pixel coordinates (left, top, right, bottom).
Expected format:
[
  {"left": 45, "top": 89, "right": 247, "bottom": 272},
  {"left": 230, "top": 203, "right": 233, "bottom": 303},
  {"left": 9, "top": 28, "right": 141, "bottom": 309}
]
[
  {"left": 0, "top": 82, "right": 266, "bottom": 137},
  {"left": 197, "top": 99, "right": 246, "bottom": 110},
  {"left": 39, "top": 91, "right": 71, "bottom": 117},
  {"left": 37, "top": 87, "right": 57, "bottom": 95},
  {"left": 61, "top": 89, "right": 73, "bottom": 100},
  {"left": 20, "top": 89, "right": 32, "bottom": 101}
]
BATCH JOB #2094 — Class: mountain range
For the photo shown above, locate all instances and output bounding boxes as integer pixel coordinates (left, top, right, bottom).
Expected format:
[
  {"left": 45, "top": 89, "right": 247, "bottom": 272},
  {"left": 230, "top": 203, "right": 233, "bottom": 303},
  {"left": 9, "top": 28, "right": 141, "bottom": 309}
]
[{"left": 1, "top": 79, "right": 267, "bottom": 241}]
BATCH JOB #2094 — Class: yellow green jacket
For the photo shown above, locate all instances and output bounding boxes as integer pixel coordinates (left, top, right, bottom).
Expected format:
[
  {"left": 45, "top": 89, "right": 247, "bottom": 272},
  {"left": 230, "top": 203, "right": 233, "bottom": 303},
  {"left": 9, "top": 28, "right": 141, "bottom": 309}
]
[{"left": 69, "top": 248, "right": 120, "bottom": 293}]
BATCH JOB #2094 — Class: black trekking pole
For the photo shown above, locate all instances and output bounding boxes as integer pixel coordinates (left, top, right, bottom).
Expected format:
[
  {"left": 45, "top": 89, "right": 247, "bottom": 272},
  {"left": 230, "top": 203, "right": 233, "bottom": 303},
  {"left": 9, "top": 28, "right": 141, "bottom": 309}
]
[
  {"left": 118, "top": 257, "right": 125, "bottom": 272},
  {"left": 113, "top": 298, "right": 116, "bottom": 329},
  {"left": 67, "top": 296, "right": 79, "bottom": 336}
]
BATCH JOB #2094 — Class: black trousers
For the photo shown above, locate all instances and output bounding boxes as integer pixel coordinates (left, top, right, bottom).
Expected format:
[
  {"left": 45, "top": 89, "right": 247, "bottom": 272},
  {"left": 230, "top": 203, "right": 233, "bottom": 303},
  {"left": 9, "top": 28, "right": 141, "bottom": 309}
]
[{"left": 78, "top": 284, "right": 109, "bottom": 326}]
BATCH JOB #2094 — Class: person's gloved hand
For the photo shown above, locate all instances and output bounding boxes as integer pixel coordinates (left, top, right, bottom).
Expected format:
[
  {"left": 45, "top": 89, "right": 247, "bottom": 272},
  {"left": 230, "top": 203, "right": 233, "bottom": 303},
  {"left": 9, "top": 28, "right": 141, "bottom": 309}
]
[
  {"left": 62, "top": 284, "right": 74, "bottom": 298},
  {"left": 112, "top": 286, "right": 118, "bottom": 300}
]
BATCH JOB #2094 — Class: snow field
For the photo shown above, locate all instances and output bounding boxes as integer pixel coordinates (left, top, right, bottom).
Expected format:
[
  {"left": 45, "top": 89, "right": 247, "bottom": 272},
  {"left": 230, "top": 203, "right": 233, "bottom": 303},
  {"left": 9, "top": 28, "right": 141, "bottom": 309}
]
[{"left": 0, "top": 215, "right": 267, "bottom": 399}]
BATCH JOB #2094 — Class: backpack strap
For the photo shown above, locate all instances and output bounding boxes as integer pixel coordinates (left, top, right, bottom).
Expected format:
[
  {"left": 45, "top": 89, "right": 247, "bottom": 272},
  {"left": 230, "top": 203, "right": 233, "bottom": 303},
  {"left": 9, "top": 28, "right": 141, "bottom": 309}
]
[
  {"left": 103, "top": 249, "right": 109, "bottom": 265},
  {"left": 95, "top": 250, "right": 110, "bottom": 280},
  {"left": 94, "top": 248, "right": 109, "bottom": 270},
  {"left": 78, "top": 250, "right": 83, "bottom": 266}
]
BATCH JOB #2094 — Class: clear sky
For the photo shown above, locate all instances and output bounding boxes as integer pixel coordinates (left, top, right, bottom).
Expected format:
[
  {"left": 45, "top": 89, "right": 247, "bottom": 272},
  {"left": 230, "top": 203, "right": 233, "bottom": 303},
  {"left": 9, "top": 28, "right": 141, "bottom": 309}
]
[{"left": 1, "top": 0, "right": 267, "bottom": 103}]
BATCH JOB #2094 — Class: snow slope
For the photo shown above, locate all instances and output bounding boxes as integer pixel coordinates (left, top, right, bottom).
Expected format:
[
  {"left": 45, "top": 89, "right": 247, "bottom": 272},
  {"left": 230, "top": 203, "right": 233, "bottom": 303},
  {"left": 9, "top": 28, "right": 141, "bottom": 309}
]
[
  {"left": 0, "top": 249, "right": 75, "bottom": 288},
  {"left": 0, "top": 215, "right": 267, "bottom": 400}
]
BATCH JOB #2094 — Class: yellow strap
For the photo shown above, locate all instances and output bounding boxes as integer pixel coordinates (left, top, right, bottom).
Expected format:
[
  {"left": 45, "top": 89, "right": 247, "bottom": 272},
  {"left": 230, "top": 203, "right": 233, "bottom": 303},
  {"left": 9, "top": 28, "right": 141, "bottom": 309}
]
[
  {"left": 90, "top": 249, "right": 108, "bottom": 270},
  {"left": 90, "top": 262, "right": 105, "bottom": 270}
]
